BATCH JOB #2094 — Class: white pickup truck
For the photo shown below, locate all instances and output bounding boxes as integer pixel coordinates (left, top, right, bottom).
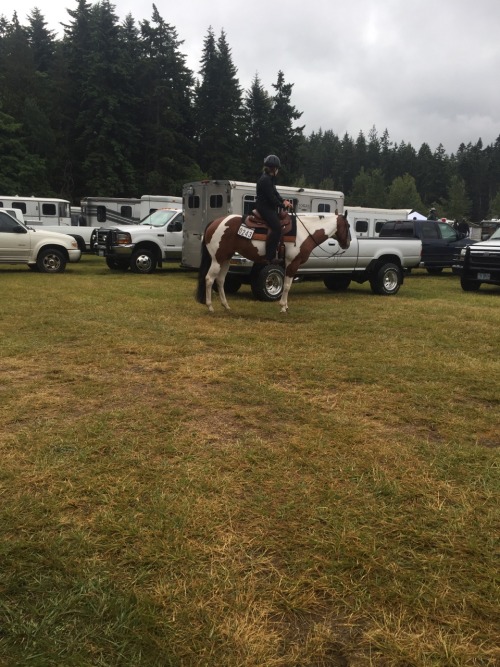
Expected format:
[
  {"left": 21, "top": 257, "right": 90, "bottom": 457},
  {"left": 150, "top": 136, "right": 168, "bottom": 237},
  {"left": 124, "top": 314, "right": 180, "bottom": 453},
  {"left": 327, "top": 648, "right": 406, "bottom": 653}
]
[
  {"left": 94, "top": 208, "right": 183, "bottom": 273},
  {"left": 226, "top": 224, "right": 422, "bottom": 300},
  {"left": 0, "top": 210, "right": 81, "bottom": 272}
]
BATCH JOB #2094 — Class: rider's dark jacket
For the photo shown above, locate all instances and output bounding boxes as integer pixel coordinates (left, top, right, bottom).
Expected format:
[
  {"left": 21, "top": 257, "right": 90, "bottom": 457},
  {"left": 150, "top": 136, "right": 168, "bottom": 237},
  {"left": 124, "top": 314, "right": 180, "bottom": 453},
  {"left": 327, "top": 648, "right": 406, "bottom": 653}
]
[
  {"left": 256, "top": 172, "right": 284, "bottom": 215},
  {"left": 255, "top": 171, "right": 284, "bottom": 260}
]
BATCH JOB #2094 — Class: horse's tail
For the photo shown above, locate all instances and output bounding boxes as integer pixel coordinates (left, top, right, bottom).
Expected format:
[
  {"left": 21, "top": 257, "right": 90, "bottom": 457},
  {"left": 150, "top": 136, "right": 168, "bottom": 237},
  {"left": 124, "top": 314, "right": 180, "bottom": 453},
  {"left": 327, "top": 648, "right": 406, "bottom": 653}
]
[{"left": 195, "top": 241, "right": 211, "bottom": 304}]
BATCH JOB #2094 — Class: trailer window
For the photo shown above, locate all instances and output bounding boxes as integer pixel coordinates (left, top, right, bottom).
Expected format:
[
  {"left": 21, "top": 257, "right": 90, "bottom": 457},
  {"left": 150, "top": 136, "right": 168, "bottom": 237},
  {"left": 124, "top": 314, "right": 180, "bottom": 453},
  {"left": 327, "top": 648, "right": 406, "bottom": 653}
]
[
  {"left": 317, "top": 203, "right": 331, "bottom": 212},
  {"left": 209, "top": 194, "right": 223, "bottom": 209},
  {"left": 97, "top": 206, "right": 107, "bottom": 222},
  {"left": 243, "top": 195, "right": 257, "bottom": 215},
  {"left": 42, "top": 203, "right": 57, "bottom": 216},
  {"left": 355, "top": 219, "right": 368, "bottom": 233},
  {"left": 120, "top": 205, "right": 133, "bottom": 218},
  {"left": 187, "top": 195, "right": 200, "bottom": 209},
  {"left": 12, "top": 202, "right": 27, "bottom": 214}
]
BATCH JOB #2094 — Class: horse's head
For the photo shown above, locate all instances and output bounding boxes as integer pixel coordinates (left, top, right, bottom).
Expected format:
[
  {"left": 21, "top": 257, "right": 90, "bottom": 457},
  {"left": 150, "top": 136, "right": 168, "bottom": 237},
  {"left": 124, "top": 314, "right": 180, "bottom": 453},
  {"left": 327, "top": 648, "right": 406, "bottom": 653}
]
[{"left": 335, "top": 211, "right": 351, "bottom": 249}]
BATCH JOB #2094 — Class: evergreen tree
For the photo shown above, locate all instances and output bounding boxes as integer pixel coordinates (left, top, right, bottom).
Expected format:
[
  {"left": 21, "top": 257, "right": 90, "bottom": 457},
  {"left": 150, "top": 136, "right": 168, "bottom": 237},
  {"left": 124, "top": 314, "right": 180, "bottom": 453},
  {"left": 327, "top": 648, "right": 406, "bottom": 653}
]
[
  {"left": 486, "top": 189, "right": 500, "bottom": 219},
  {"left": 348, "top": 167, "right": 387, "bottom": 207},
  {"left": 268, "top": 70, "right": 304, "bottom": 183},
  {"left": 444, "top": 174, "right": 472, "bottom": 221},
  {"left": 71, "top": 0, "right": 138, "bottom": 195},
  {"left": 0, "top": 105, "right": 47, "bottom": 193},
  {"left": 387, "top": 173, "right": 424, "bottom": 211},
  {"left": 241, "top": 74, "right": 273, "bottom": 181},
  {"left": 139, "top": 5, "right": 199, "bottom": 193},
  {"left": 194, "top": 27, "right": 243, "bottom": 178}
]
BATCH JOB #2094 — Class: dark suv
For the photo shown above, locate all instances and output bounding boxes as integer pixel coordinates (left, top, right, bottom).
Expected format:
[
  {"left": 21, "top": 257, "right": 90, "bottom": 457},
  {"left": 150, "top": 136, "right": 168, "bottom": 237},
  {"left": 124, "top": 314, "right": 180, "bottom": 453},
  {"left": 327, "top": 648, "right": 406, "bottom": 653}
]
[{"left": 379, "top": 219, "right": 475, "bottom": 273}]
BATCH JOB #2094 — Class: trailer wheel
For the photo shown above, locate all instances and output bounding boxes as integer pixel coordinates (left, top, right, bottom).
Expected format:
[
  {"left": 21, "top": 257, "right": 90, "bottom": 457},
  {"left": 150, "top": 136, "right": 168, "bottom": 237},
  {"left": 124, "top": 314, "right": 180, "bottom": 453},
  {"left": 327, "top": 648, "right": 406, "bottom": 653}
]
[
  {"left": 36, "top": 247, "right": 67, "bottom": 273},
  {"left": 250, "top": 264, "right": 284, "bottom": 301},
  {"left": 130, "top": 249, "right": 157, "bottom": 273},
  {"left": 460, "top": 277, "right": 481, "bottom": 291},
  {"left": 369, "top": 262, "right": 402, "bottom": 295},
  {"left": 323, "top": 275, "right": 351, "bottom": 291}
]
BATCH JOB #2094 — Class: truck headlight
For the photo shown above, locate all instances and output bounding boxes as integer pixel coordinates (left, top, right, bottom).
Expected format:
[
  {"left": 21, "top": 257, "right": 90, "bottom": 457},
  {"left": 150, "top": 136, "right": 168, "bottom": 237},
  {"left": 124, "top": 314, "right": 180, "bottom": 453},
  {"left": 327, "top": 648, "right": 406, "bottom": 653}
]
[
  {"left": 115, "top": 232, "right": 132, "bottom": 244},
  {"left": 460, "top": 247, "right": 467, "bottom": 259}
]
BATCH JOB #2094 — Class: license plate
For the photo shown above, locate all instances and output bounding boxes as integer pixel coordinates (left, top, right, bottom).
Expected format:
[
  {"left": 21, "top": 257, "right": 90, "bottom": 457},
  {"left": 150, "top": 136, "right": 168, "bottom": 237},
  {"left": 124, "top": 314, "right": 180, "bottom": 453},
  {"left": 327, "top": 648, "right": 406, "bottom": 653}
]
[
  {"left": 237, "top": 225, "right": 254, "bottom": 239},
  {"left": 98, "top": 249, "right": 105, "bottom": 257},
  {"left": 477, "top": 272, "right": 490, "bottom": 280}
]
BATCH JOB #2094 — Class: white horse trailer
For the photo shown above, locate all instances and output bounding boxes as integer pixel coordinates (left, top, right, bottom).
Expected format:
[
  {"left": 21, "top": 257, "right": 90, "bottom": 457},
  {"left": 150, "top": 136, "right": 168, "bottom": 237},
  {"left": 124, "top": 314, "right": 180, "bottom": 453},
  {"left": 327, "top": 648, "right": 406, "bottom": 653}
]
[
  {"left": 0, "top": 195, "right": 71, "bottom": 226},
  {"left": 81, "top": 196, "right": 143, "bottom": 228},
  {"left": 347, "top": 207, "right": 411, "bottom": 238},
  {"left": 181, "top": 180, "right": 344, "bottom": 269},
  {"left": 140, "top": 194, "right": 182, "bottom": 219}
]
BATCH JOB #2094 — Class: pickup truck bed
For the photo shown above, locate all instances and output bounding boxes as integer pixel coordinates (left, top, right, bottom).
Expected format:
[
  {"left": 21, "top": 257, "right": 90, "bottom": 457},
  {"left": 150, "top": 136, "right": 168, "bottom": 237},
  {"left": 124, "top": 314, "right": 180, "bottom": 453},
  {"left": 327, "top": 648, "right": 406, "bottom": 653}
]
[{"left": 227, "top": 234, "right": 422, "bottom": 300}]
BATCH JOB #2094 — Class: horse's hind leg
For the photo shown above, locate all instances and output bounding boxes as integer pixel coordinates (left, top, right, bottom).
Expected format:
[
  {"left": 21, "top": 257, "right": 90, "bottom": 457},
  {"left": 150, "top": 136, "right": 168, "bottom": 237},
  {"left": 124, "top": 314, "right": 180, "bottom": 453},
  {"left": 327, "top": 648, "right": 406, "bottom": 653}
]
[
  {"left": 205, "top": 262, "right": 220, "bottom": 313},
  {"left": 215, "top": 261, "right": 231, "bottom": 310}
]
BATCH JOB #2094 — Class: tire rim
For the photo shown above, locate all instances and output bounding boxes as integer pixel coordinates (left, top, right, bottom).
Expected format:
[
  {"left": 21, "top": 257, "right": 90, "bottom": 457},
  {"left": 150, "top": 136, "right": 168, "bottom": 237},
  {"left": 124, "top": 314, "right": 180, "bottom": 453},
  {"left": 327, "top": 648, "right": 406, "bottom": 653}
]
[
  {"left": 266, "top": 270, "right": 284, "bottom": 297},
  {"left": 384, "top": 269, "right": 399, "bottom": 291},
  {"left": 42, "top": 253, "right": 62, "bottom": 271},
  {"left": 135, "top": 254, "right": 153, "bottom": 271}
]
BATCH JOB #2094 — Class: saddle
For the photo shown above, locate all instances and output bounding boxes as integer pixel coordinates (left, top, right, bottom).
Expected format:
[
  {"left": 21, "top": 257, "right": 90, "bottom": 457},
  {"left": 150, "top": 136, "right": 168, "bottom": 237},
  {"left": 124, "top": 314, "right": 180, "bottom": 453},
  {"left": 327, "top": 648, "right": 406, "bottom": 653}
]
[{"left": 242, "top": 209, "right": 293, "bottom": 237}]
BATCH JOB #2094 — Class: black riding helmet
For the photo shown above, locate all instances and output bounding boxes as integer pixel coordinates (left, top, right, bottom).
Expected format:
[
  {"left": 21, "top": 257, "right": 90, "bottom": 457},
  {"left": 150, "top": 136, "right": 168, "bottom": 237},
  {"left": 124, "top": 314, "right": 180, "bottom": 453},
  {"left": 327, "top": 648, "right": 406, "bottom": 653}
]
[{"left": 263, "top": 154, "right": 281, "bottom": 169}]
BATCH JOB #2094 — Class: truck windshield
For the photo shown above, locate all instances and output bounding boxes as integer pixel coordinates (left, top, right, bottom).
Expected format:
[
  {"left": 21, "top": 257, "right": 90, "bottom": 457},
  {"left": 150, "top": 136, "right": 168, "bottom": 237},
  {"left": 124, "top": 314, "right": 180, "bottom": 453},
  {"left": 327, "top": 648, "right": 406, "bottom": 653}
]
[{"left": 140, "top": 209, "right": 180, "bottom": 228}]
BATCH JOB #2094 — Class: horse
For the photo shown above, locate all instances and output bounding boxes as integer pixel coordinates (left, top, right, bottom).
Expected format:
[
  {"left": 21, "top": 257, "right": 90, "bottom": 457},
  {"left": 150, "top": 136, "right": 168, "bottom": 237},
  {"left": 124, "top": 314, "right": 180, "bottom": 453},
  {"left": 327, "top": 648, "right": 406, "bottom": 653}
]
[{"left": 195, "top": 210, "right": 350, "bottom": 313}]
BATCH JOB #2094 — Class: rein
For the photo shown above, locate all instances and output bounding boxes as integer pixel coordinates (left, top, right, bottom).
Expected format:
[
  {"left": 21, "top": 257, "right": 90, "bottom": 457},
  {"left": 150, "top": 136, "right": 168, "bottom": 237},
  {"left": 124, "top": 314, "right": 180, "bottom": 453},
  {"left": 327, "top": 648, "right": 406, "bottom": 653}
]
[{"left": 294, "top": 212, "right": 348, "bottom": 257}]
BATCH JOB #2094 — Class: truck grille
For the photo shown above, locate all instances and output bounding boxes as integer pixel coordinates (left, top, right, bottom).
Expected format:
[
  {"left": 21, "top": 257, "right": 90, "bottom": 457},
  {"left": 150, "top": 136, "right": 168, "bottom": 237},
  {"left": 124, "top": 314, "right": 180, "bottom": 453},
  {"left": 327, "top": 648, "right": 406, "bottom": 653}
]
[
  {"left": 467, "top": 247, "right": 500, "bottom": 271},
  {"left": 97, "top": 228, "right": 114, "bottom": 247}
]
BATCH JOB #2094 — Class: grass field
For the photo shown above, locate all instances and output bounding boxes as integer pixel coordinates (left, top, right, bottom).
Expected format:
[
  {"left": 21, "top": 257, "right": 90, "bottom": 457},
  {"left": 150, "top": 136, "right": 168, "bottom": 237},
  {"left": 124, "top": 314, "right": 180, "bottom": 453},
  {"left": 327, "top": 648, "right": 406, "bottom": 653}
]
[{"left": 0, "top": 255, "right": 498, "bottom": 667}]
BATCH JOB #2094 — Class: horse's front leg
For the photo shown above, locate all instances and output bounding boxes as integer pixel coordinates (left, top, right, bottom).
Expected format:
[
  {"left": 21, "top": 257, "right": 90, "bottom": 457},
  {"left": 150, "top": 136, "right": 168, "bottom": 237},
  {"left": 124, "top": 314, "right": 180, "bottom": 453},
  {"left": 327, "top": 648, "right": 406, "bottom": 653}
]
[
  {"left": 279, "top": 275, "right": 294, "bottom": 313},
  {"left": 215, "top": 261, "right": 231, "bottom": 310}
]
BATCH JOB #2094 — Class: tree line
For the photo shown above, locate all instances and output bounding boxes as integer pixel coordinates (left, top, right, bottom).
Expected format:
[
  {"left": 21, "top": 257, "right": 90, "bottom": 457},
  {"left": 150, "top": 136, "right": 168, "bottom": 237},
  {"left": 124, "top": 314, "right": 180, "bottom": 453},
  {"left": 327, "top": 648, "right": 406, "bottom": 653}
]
[{"left": 1, "top": 1, "right": 500, "bottom": 222}]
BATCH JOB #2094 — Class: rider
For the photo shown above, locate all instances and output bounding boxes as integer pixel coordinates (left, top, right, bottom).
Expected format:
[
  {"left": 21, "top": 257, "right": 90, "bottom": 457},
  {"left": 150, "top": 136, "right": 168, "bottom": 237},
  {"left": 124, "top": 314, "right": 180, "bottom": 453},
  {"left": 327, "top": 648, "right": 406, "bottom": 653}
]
[{"left": 256, "top": 154, "right": 291, "bottom": 264}]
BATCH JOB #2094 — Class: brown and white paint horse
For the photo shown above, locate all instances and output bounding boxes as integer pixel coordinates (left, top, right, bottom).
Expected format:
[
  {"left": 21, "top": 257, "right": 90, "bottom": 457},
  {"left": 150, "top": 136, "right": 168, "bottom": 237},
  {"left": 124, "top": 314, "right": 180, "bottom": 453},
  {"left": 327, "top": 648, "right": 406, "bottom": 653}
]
[{"left": 196, "top": 211, "right": 350, "bottom": 313}]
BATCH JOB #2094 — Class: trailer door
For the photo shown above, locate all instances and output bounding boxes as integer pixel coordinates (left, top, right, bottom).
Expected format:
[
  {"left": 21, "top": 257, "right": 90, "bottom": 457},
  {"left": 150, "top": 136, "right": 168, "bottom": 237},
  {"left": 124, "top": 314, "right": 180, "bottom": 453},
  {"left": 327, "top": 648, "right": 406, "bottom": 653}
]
[{"left": 182, "top": 182, "right": 231, "bottom": 269}]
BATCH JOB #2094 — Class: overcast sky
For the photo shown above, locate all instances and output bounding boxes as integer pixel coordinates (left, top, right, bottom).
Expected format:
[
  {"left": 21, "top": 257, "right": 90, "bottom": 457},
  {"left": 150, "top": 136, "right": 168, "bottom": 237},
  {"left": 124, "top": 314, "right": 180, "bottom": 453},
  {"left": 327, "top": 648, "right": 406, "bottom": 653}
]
[{"left": 3, "top": 0, "right": 500, "bottom": 155}]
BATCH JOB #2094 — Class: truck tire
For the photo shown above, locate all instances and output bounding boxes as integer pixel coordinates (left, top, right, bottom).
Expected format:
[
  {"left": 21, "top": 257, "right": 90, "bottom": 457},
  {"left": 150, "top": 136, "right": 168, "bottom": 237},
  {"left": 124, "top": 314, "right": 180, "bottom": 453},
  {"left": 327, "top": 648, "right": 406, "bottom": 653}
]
[
  {"left": 323, "top": 275, "right": 351, "bottom": 291},
  {"left": 369, "top": 262, "right": 402, "bottom": 295},
  {"left": 106, "top": 257, "right": 129, "bottom": 271},
  {"left": 36, "top": 247, "right": 67, "bottom": 273},
  {"left": 460, "top": 277, "right": 481, "bottom": 291},
  {"left": 130, "top": 248, "right": 157, "bottom": 274},
  {"left": 250, "top": 264, "right": 284, "bottom": 301}
]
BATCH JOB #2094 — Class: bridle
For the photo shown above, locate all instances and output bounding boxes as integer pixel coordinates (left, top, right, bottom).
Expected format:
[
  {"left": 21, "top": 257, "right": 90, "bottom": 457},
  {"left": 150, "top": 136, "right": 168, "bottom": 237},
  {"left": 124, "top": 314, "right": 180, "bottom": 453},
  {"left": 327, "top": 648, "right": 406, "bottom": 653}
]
[{"left": 294, "top": 211, "right": 350, "bottom": 257}]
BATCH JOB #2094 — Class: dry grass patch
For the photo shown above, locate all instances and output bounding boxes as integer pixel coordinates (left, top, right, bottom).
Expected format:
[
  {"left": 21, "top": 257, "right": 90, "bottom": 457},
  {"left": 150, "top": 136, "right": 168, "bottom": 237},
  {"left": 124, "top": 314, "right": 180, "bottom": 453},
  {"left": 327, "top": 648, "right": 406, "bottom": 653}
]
[{"left": 0, "top": 258, "right": 498, "bottom": 665}]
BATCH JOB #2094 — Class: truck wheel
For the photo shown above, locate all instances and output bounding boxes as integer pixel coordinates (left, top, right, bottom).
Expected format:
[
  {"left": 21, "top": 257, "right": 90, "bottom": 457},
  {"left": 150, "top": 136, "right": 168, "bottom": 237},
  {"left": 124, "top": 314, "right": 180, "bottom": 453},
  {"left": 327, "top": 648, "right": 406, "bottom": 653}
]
[
  {"left": 106, "top": 257, "right": 129, "bottom": 271},
  {"left": 250, "top": 264, "right": 284, "bottom": 301},
  {"left": 460, "top": 277, "right": 481, "bottom": 291},
  {"left": 36, "top": 248, "right": 67, "bottom": 273},
  {"left": 130, "top": 249, "right": 157, "bottom": 274},
  {"left": 323, "top": 275, "right": 351, "bottom": 291},
  {"left": 427, "top": 267, "right": 444, "bottom": 275},
  {"left": 370, "top": 262, "right": 402, "bottom": 295}
]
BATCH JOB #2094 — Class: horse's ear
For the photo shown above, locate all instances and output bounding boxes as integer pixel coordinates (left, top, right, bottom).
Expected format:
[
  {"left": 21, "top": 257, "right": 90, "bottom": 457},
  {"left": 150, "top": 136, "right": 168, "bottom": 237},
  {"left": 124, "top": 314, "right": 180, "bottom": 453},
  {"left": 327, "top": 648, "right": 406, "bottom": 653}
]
[{"left": 344, "top": 209, "right": 348, "bottom": 218}]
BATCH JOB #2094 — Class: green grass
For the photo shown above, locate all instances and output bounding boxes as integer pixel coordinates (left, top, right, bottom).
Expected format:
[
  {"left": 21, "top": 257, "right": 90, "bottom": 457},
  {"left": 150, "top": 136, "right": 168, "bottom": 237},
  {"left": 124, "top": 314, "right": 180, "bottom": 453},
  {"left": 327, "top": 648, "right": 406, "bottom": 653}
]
[{"left": 0, "top": 256, "right": 498, "bottom": 666}]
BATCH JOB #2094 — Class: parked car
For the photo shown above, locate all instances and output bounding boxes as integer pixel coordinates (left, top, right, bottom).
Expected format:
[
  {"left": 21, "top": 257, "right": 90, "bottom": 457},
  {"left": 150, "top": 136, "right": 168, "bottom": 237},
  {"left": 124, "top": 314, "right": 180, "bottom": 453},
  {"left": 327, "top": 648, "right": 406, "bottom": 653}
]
[
  {"left": 455, "top": 226, "right": 500, "bottom": 291},
  {"left": 0, "top": 210, "right": 81, "bottom": 272},
  {"left": 379, "top": 219, "right": 475, "bottom": 273}
]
